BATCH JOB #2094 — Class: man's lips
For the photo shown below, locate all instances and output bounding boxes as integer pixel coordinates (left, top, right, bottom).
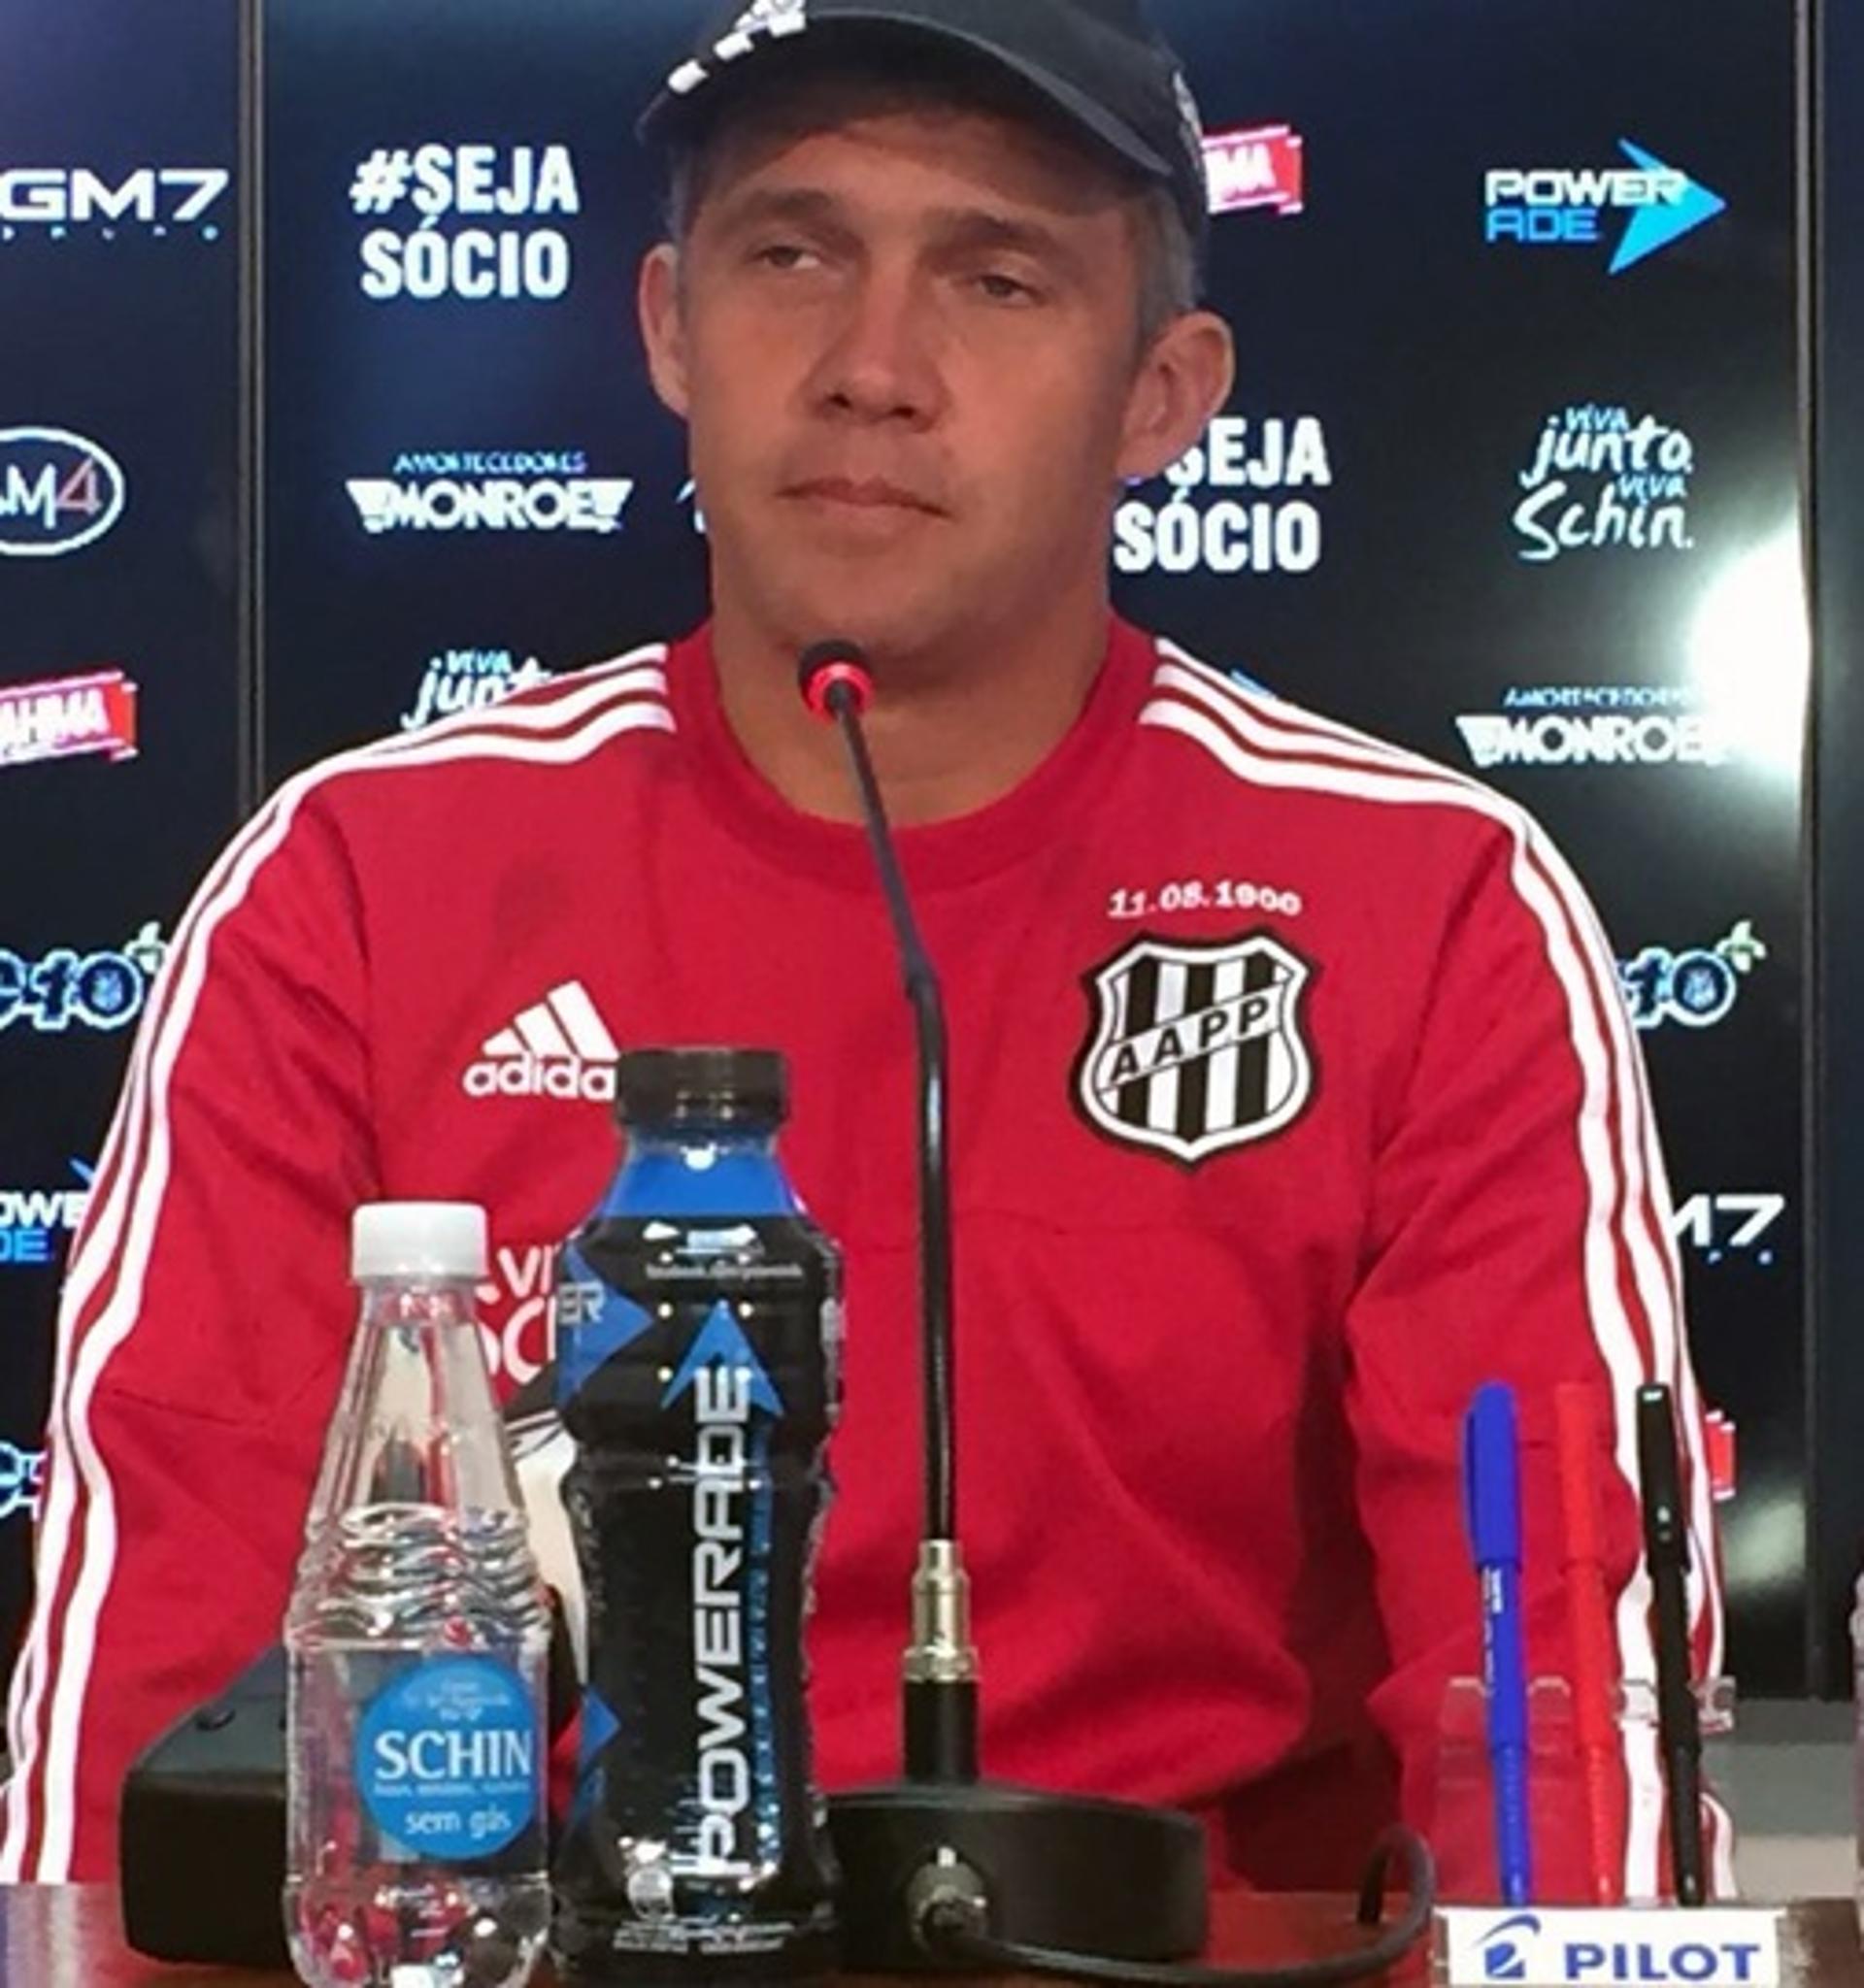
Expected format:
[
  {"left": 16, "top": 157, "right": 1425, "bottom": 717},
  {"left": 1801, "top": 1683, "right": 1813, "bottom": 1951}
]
[{"left": 783, "top": 476, "right": 946, "bottom": 515}]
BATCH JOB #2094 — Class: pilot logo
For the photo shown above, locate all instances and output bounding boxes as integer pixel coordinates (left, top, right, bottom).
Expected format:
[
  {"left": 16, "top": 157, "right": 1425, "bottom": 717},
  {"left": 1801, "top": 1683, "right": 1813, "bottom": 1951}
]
[
  {"left": 1074, "top": 933, "right": 1316, "bottom": 1165},
  {"left": 464, "top": 980, "right": 619, "bottom": 1103},
  {"left": 1481, "top": 1913, "right": 1542, "bottom": 1983},
  {"left": 349, "top": 451, "right": 632, "bottom": 536},
  {"left": 1483, "top": 141, "right": 1727, "bottom": 274},
  {"left": 0, "top": 428, "right": 127, "bottom": 557},
  {"left": 1514, "top": 405, "right": 1697, "bottom": 563}
]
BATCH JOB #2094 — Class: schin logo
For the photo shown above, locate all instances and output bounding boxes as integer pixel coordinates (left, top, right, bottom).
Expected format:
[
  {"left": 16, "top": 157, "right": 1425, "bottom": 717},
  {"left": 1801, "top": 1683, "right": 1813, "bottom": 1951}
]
[
  {"left": 669, "top": 0, "right": 809, "bottom": 98},
  {"left": 0, "top": 429, "right": 127, "bottom": 557},
  {"left": 1074, "top": 932, "right": 1316, "bottom": 1165},
  {"left": 1514, "top": 404, "right": 1697, "bottom": 564}
]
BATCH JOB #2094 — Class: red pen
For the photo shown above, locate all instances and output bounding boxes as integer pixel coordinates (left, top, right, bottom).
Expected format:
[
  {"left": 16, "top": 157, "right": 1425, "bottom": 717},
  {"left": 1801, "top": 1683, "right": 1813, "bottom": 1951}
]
[{"left": 1555, "top": 1382, "right": 1627, "bottom": 1905}]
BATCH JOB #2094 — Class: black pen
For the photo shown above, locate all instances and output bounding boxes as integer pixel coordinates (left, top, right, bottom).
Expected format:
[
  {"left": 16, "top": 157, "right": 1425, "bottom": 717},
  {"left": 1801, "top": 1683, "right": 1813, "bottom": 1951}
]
[{"left": 1636, "top": 1383, "right": 1706, "bottom": 1905}]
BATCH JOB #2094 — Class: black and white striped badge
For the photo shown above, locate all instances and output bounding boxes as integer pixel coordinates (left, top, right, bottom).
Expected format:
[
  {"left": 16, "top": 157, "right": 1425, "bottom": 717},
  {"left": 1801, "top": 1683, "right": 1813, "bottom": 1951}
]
[{"left": 1073, "top": 931, "right": 1316, "bottom": 1164}]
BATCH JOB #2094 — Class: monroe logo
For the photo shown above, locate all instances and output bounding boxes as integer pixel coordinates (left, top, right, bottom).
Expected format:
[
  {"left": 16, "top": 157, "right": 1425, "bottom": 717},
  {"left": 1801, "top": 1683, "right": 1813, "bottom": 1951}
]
[
  {"left": 1514, "top": 404, "right": 1696, "bottom": 563},
  {"left": 1457, "top": 686, "right": 1730, "bottom": 770},
  {"left": 0, "top": 166, "right": 228, "bottom": 239},
  {"left": 0, "top": 429, "right": 127, "bottom": 557},
  {"left": 1482, "top": 141, "right": 1727, "bottom": 274},
  {"left": 350, "top": 450, "right": 631, "bottom": 536},
  {"left": 1075, "top": 931, "right": 1317, "bottom": 1165}
]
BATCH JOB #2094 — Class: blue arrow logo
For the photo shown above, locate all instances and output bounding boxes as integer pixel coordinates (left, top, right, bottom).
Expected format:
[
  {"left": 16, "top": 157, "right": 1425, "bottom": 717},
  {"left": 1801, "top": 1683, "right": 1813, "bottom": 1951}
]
[
  {"left": 662, "top": 1300, "right": 784, "bottom": 1417},
  {"left": 1610, "top": 140, "right": 1727, "bottom": 274}
]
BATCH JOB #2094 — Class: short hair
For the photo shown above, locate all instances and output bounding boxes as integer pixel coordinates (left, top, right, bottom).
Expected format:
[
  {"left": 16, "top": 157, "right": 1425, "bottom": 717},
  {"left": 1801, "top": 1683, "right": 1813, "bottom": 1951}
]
[{"left": 660, "top": 30, "right": 1202, "bottom": 352}]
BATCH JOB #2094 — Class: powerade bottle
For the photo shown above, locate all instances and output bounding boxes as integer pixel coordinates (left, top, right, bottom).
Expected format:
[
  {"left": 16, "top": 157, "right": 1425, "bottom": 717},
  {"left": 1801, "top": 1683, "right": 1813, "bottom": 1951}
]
[
  {"left": 550, "top": 1049, "right": 843, "bottom": 1985},
  {"left": 285, "top": 1203, "right": 550, "bottom": 1988}
]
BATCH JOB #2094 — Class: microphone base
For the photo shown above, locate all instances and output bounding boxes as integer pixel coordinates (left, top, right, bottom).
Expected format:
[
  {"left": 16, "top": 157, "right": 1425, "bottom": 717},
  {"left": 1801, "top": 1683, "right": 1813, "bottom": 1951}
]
[{"left": 826, "top": 1777, "right": 1208, "bottom": 1973}]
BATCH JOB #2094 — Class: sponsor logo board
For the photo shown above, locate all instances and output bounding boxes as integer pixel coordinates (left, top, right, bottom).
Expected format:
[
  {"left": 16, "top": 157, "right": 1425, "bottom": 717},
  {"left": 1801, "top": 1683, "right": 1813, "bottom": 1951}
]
[
  {"left": 0, "top": 429, "right": 126, "bottom": 557},
  {"left": 1456, "top": 686, "right": 1732, "bottom": 770},
  {"left": 1482, "top": 141, "right": 1727, "bottom": 273},
  {"left": 0, "top": 166, "right": 228, "bottom": 241},
  {"left": 1514, "top": 404, "right": 1697, "bottom": 563},
  {"left": 349, "top": 451, "right": 632, "bottom": 536},
  {"left": 0, "top": 668, "right": 139, "bottom": 769},
  {"left": 1203, "top": 123, "right": 1304, "bottom": 217}
]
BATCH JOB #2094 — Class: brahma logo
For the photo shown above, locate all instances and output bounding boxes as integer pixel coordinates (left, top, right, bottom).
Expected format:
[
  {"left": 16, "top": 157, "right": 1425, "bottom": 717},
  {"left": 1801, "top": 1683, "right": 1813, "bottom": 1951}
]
[
  {"left": 0, "top": 668, "right": 138, "bottom": 769},
  {"left": 1203, "top": 124, "right": 1304, "bottom": 217},
  {"left": 464, "top": 980, "right": 619, "bottom": 1103},
  {"left": 0, "top": 428, "right": 127, "bottom": 557}
]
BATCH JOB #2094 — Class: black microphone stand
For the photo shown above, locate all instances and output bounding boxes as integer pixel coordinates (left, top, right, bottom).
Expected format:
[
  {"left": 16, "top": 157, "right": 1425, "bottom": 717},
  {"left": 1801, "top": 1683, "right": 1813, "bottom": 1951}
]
[{"left": 801, "top": 644, "right": 1210, "bottom": 1972}]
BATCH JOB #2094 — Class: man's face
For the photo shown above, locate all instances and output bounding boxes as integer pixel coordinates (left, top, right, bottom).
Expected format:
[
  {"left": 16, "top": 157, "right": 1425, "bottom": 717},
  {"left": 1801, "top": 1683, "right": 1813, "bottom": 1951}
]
[{"left": 641, "top": 101, "right": 1205, "bottom": 670}]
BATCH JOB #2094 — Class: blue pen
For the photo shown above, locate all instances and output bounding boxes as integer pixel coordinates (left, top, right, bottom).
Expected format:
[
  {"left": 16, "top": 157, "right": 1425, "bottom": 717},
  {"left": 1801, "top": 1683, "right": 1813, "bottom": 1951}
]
[{"left": 1464, "top": 1382, "right": 1533, "bottom": 1905}]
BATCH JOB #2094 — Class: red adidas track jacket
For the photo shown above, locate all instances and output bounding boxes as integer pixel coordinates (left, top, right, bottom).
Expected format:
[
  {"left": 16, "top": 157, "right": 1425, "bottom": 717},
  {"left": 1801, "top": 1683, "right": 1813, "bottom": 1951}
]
[{"left": 2, "top": 619, "right": 1724, "bottom": 1896}]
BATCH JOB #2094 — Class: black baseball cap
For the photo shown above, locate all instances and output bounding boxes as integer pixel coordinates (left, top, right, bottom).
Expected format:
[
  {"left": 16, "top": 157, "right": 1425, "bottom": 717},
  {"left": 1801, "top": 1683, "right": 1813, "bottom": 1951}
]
[{"left": 639, "top": 0, "right": 1211, "bottom": 253}]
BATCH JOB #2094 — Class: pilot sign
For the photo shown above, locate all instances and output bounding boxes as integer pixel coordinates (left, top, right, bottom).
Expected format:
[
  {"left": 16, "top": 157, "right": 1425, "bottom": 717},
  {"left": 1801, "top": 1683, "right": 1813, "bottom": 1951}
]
[{"left": 1073, "top": 932, "right": 1316, "bottom": 1165}]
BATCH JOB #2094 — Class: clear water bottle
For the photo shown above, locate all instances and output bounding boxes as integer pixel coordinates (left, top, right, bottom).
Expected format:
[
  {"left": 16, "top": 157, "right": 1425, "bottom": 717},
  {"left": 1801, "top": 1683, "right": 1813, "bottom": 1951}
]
[
  {"left": 285, "top": 1203, "right": 551, "bottom": 1988},
  {"left": 550, "top": 1048, "right": 842, "bottom": 1984}
]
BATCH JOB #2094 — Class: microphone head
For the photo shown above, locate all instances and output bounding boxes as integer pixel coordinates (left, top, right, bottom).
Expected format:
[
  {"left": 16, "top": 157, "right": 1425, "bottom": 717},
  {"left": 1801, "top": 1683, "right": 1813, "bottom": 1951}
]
[{"left": 798, "top": 640, "right": 875, "bottom": 721}]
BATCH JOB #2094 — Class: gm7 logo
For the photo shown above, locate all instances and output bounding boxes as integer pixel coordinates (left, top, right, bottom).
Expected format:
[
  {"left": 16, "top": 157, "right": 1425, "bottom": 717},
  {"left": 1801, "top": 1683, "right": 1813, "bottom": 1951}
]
[
  {"left": 1619, "top": 921, "right": 1764, "bottom": 1031},
  {"left": 1673, "top": 1194, "right": 1786, "bottom": 1268}
]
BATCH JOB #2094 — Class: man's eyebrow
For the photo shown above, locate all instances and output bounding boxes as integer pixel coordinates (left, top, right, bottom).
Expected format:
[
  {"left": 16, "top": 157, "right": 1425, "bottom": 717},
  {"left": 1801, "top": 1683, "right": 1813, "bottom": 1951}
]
[{"left": 708, "top": 184, "right": 852, "bottom": 236}]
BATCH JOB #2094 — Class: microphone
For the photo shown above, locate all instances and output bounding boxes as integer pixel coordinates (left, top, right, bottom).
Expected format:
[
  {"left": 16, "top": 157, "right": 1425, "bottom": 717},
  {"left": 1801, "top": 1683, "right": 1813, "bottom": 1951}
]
[
  {"left": 798, "top": 639, "right": 974, "bottom": 1783},
  {"left": 796, "top": 640, "right": 1211, "bottom": 1971}
]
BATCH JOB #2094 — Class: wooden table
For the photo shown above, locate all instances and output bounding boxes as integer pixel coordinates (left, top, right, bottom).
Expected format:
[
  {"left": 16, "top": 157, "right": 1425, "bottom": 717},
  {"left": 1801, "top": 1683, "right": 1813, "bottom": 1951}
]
[
  {"left": 0, "top": 1885, "right": 1417, "bottom": 1986},
  {"left": 6, "top": 1889, "right": 1857, "bottom": 1988}
]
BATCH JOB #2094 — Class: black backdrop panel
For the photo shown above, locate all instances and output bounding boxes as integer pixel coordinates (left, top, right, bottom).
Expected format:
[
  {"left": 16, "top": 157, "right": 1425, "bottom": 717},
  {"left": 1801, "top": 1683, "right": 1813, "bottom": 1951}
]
[
  {"left": 261, "top": 1, "right": 1805, "bottom": 1688},
  {"left": 0, "top": 1, "right": 243, "bottom": 1676}
]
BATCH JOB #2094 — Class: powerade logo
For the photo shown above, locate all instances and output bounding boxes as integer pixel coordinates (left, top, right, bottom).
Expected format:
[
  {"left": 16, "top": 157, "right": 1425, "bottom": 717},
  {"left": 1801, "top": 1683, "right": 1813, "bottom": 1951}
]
[
  {"left": 1457, "top": 686, "right": 1731, "bottom": 770},
  {"left": 0, "top": 429, "right": 127, "bottom": 557},
  {"left": 1446, "top": 1909, "right": 1778, "bottom": 1987},
  {"left": 666, "top": 1303, "right": 784, "bottom": 1872},
  {"left": 0, "top": 924, "right": 167, "bottom": 1034},
  {"left": 350, "top": 144, "right": 581, "bottom": 302},
  {"left": 402, "top": 648, "right": 550, "bottom": 731},
  {"left": 1483, "top": 142, "right": 1727, "bottom": 274},
  {"left": 0, "top": 1443, "right": 46, "bottom": 1525},
  {"left": 1619, "top": 921, "right": 1765, "bottom": 1030},
  {"left": 349, "top": 451, "right": 632, "bottom": 536},
  {"left": 1514, "top": 404, "right": 1697, "bottom": 563},
  {"left": 0, "top": 1159, "right": 92, "bottom": 1268},
  {"left": 1115, "top": 414, "right": 1332, "bottom": 578},
  {"left": 0, "top": 166, "right": 228, "bottom": 241}
]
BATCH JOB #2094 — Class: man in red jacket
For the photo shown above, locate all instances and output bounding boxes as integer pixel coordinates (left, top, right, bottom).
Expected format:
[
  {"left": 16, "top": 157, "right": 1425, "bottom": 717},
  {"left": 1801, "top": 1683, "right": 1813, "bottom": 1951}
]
[{"left": 3, "top": 0, "right": 1724, "bottom": 1898}]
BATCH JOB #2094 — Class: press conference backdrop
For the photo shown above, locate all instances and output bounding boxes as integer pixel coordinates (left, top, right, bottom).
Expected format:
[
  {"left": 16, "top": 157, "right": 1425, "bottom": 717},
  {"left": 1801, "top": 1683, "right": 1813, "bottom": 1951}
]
[{"left": 0, "top": 3, "right": 1812, "bottom": 1699}]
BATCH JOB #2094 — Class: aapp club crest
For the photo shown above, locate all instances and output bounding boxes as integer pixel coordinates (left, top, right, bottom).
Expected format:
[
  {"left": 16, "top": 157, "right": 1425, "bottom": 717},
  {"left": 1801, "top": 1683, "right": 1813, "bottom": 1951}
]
[{"left": 1074, "top": 931, "right": 1316, "bottom": 1165}]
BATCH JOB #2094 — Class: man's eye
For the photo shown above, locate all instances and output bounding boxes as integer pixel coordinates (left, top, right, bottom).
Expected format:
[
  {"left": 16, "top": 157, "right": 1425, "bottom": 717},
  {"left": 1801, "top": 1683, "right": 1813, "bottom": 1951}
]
[
  {"left": 974, "top": 272, "right": 1039, "bottom": 304},
  {"left": 753, "top": 243, "right": 820, "bottom": 272}
]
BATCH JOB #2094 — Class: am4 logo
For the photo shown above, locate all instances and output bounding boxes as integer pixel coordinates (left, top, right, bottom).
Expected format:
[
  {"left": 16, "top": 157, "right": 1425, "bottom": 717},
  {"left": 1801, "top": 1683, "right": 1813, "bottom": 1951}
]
[
  {"left": 1672, "top": 1193, "right": 1786, "bottom": 1267},
  {"left": 1618, "top": 920, "right": 1764, "bottom": 1031}
]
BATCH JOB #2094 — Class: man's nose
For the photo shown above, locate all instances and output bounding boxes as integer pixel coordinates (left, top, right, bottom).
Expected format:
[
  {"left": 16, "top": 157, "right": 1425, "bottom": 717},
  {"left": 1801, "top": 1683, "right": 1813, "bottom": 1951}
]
[{"left": 812, "top": 267, "right": 945, "bottom": 427}]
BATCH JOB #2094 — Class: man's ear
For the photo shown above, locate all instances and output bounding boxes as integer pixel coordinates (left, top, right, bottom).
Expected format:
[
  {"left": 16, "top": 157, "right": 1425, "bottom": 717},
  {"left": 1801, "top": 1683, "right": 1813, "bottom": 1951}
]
[
  {"left": 1115, "top": 310, "right": 1236, "bottom": 484},
  {"left": 639, "top": 243, "right": 692, "bottom": 419}
]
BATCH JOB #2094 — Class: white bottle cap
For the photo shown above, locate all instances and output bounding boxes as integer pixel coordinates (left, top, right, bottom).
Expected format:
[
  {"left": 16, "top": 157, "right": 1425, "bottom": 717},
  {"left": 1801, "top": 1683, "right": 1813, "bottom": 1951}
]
[{"left": 350, "top": 1203, "right": 488, "bottom": 1280}]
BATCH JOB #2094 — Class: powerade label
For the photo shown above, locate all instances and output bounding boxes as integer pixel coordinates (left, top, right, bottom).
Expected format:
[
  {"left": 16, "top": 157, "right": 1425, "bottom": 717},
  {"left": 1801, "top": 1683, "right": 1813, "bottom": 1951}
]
[
  {"left": 356, "top": 1654, "right": 540, "bottom": 1859},
  {"left": 552, "top": 1205, "right": 841, "bottom": 1978}
]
